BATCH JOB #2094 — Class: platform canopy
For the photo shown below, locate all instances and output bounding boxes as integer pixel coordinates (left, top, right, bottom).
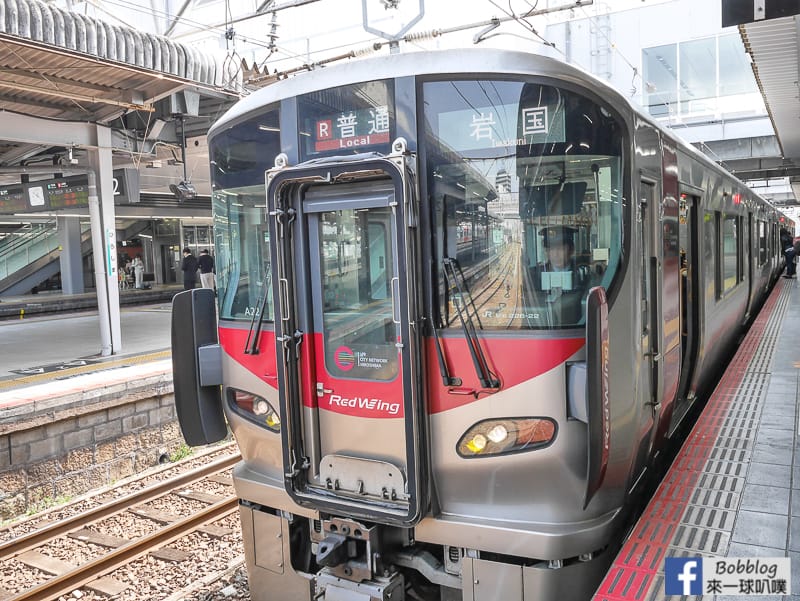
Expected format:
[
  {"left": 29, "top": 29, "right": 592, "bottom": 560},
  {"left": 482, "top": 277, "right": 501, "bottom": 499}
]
[
  {"left": 0, "top": 0, "right": 241, "bottom": 118},
  {"left": 738, "top": 10, "right": 800, "bottom": 200},
  {"left": 0, "top": 0, "right": 241, "bottom": 186}
]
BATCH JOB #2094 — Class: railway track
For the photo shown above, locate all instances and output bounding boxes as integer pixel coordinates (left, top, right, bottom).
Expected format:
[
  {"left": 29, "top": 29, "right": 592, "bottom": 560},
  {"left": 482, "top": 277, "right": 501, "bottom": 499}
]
[
  {"left": 0, "top": 451, "right": 242, "bottom": 601},
  {"left": 453, "top": 242, "right": 537, "bottom": 329}
]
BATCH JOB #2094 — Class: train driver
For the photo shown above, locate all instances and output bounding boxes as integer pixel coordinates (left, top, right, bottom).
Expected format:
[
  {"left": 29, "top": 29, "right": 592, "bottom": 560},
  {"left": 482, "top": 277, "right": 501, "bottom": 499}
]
[
  {"left": 541, "top": 226, "right": 588, "bottom": 281},
  {"left": 537, "top": 226, "right": 588, "bottom": 323}
]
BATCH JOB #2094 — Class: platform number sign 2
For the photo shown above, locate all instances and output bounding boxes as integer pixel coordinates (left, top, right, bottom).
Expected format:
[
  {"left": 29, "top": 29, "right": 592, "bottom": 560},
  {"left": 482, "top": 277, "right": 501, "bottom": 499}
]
[{"left": 112, "top": 168, "right": 139, "bottom": 203}]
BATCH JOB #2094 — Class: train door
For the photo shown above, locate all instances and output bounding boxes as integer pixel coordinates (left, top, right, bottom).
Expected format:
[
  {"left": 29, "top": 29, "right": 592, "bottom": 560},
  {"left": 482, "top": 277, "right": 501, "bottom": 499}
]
[
  {"left": 638, "top": 179, "right": 659, "bottom": 459},
  {"left": 675, "top": 192, "right": 700, "bottom": 423},
  {"left": 267, "top": 156, "right": 426, "bottom": 527},
  {"left": 639, "top": 174, "right": 681, "bottom": 453}
]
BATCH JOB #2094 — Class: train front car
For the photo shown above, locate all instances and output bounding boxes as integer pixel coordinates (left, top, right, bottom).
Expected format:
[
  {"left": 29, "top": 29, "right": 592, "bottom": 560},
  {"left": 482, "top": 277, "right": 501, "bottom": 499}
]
[{"left": 179, "top": 49, "right": 651, "bottom": 601}]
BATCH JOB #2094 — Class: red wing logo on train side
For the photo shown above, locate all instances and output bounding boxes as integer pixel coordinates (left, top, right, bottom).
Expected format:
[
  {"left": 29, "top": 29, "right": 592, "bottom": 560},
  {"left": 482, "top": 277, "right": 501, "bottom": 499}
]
[{"left": 323, "top": 394, "right": 401, "bottom": 418}]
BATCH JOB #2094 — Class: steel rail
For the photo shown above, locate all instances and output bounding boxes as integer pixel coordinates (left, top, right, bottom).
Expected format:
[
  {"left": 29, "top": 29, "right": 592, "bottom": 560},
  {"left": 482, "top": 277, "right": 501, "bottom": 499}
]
[
  {"left": 8, "top": 496, "right": 239, "bottom": 601},
  {"left": 0, "top": 452, "right": 240, "bottom": 559}
]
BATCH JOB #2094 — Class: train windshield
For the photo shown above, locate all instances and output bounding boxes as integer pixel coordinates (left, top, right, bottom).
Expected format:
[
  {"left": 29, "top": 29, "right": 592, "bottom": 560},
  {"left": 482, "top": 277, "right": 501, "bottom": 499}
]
[
  {"left": 209, "top": 109, "right": 280, "bottom": 321},
  {"left": 422, "top": 79, "right": 624, "bottom": 329}
]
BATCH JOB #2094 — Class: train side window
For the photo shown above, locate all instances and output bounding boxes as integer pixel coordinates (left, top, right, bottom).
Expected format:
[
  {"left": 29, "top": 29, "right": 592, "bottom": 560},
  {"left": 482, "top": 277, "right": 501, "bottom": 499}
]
[
  {"left": 718, "top": 212, "right": 738, "bottom": 296},
  {"left": 758, "top": 220, "right": 768, "bottom": 266},
  {"left": 738, "top": 215, "right": 746, "bottom": 282},
  {"left": 640, "top": 181, "right": 655, "bottom": 335},
  {"left": 710, "top": 211, "right": 721, "bottom": 300}
]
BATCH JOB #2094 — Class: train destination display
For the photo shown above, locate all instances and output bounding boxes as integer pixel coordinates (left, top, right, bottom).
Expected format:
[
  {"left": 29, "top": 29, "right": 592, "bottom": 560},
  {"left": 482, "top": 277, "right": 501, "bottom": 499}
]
[{"left": 311, "top": 105, "right": 391, "bottom": 153}]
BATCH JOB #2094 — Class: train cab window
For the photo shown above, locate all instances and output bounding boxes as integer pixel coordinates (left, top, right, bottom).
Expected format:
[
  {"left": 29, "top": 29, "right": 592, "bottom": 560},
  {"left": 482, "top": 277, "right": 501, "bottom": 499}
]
[
  {"left": 297, "top": 80, "right": 395, "bottom": 161},
  {"left": 209, "top": 108, "right": 281, "bottom": 321},
  {"left": 422, "top": 79, "right": 625, "bottom": 329}
]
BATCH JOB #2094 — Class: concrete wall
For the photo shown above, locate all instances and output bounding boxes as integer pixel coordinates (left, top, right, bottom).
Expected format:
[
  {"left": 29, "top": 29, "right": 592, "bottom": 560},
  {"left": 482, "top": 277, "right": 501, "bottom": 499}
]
[{"left": 0, "top": 369, "right": 184, "bottom": 521}]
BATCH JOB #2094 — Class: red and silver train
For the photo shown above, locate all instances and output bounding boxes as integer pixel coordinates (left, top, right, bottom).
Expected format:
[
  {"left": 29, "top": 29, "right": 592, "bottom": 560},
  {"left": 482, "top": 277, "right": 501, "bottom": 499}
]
[{"left": 172, "top": 48, "right": 790, "bottom": 601}]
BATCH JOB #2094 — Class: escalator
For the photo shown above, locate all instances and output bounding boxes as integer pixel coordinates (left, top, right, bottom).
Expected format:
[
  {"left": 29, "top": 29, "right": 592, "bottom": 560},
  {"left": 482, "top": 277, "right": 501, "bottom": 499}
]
[{"left": 0, "top": 220, "right": 92, "bottom": 296}]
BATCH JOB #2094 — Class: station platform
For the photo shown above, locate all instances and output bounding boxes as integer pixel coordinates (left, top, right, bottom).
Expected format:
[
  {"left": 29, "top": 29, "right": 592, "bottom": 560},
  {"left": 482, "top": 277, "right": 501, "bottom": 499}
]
[
  {"left": 0, "top": 284, "right": 182, "bottom": 320},
  {"left": 594, "top": 277, "right": 800, "bottom": 601},
  {"left": 0, "top": 298, "right": 173, "bottom": 399}
]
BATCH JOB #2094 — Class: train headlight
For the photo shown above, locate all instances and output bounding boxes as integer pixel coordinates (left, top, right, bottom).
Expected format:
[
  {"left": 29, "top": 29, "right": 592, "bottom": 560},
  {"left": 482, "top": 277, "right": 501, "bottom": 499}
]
[
  {"left": 466, "top": 434, "right": 488, "bottom": 453},
  {"left": 486, "top": 424, "right": 508, "bottom": 443},
  {"left": 457, "top": 418, "right": 556, "bottom": 458},
  {"left": 228, "top": 388, "right": 281, "bottom": 433}
]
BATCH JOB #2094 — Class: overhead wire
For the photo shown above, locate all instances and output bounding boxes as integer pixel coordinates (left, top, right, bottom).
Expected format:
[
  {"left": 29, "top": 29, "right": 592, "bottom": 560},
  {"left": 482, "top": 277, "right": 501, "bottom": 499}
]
[
  {"left": 56, "top": 0, "right": 602, "bottom": 88},
  {"left": 79, "top": 0, "right": 282, "bottom": 54},
  {"left": 92, "top": 0, "right": 368, "bottom": 76},
  {"left": 221, "top": 0, "right": 244, "bottom": 90},
  {"left": 485, "top": 0, "right": 558, "bottom": 49},
  {"left": 576, "top": 5, "right": 641, "bottom": 97},
  {"left": 277, "top": 2, "right": 604, "bottom": 81}
]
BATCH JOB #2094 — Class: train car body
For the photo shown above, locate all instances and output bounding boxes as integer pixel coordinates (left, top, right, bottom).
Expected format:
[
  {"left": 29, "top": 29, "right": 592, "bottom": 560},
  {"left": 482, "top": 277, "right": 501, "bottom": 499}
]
[{"left": 171, "top": 48, "right": 787, "bottom": 601}]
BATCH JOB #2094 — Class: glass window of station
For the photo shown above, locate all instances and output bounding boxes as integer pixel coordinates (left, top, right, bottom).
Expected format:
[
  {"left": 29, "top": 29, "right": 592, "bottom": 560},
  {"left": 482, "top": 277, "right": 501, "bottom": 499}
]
[
  {"left": 209, "top": 108, "right": 280, "bottom": 321},
  {"left": 642, "top": 33, "right": 765, "bottom": 121},
  {"left": 421, "top": 79, "right": 624, "bottom": 329}
]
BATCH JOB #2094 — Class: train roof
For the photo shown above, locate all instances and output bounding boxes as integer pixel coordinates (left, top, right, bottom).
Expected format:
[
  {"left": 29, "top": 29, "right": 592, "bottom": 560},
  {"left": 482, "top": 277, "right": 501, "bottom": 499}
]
[
  {"left": 210, "top": 47, "right": 632, "bottom": 136},
  {"left": 209, "top": 46, "right": 781, "bottom": 216}
]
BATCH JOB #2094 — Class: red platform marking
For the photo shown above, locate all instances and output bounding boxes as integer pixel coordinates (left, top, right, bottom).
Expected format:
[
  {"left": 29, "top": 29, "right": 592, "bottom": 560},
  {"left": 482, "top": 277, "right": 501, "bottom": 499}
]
[
  {"left": 592, "top": 280, "right": 786, "bottom": 600},
  {"left": 616, "top": 539, "right": 667, "bottom": 572},
  {"left": 594, "top": 566, "right": 657, "bottom": 601}
]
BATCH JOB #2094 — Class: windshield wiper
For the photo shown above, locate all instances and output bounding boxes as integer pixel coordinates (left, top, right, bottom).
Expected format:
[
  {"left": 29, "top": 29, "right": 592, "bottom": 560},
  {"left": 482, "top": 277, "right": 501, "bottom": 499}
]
[
  {"left": 431, "top": 322, "right": 461, "bottom": 387},
  {"left": 442, "top": 257, "right": 500, "bottom": 389},
  {"left": 244, "top": 270, "right": 272, "bottom": 355}
]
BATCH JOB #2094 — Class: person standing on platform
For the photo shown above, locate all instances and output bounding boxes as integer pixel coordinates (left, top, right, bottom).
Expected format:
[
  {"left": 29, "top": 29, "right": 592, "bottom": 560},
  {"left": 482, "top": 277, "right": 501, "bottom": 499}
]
[
  {"left": 181, "top": 248, "right": 199, "bottom": 290},
  {"left": 198, "top": 249, "right": 215, "bottom": 291},
  {"left": 132, "top": 253, "right": 145, "bottom": 289},
  {"left": 781, "top": 228, "right": 795, "bottom": 278},
  {"left": 794, "top": 236, "right": 800, "bottom": 277}
]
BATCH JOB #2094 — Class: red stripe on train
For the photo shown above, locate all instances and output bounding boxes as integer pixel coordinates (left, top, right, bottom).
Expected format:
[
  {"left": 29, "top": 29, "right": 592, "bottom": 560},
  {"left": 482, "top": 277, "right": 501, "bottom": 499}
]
[
  {"left": 219, "top": 326, "right": 584, "bottom": 415},
  {"left": 426, "top": 336, "right": 584, "bottom": 413}
]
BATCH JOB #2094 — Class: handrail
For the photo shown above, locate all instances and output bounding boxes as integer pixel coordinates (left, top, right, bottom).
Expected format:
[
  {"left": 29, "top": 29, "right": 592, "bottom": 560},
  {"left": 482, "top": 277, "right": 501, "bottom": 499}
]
[
  {"left": 0, "top": 222, "right": 91, "bottom": 281},
  {"left": 0, "top": 221, "right": 54, "bottom": 258}
]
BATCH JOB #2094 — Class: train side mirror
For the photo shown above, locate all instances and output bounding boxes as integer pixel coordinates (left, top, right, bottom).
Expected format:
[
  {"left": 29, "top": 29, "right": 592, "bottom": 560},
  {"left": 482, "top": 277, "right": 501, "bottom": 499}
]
[{"left": 171, "top": 288, "right": 228, "bottom": 446}]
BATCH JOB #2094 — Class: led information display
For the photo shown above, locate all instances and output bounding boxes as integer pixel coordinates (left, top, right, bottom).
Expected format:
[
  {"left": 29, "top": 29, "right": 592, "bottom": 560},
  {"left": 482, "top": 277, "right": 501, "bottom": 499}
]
[
  {"left": 0, "top": 186, "right": 26, "bottom": 213},
  {"left": 312, "top": 105, "right": 391, "bottom": 153},
  {"left": 0, "top": 168, "right": 139, "bottom": 214},
  {"left": 44, "top": 176, "right": 90, "bottom": 209}
]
